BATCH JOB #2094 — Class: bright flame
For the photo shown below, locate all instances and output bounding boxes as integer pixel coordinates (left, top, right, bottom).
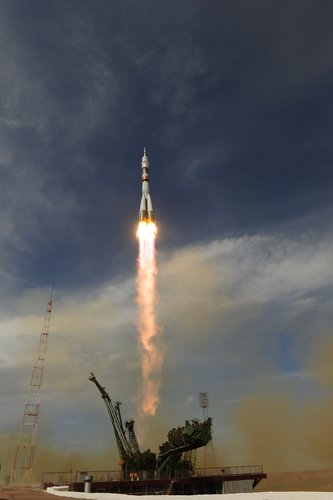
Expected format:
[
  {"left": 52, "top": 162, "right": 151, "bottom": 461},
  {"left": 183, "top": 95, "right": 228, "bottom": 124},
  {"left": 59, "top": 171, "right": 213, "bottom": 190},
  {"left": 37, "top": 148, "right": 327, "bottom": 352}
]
[{"left": 136, "top": 221, "right": 162, "bottom": 416}]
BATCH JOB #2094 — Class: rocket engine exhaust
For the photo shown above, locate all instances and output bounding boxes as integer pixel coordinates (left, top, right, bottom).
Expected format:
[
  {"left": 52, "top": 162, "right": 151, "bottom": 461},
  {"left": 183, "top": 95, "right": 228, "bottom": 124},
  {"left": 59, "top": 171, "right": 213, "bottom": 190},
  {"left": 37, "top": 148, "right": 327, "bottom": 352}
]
[{"left": 136, "top": 149, "right": 162, "bottom": 417}]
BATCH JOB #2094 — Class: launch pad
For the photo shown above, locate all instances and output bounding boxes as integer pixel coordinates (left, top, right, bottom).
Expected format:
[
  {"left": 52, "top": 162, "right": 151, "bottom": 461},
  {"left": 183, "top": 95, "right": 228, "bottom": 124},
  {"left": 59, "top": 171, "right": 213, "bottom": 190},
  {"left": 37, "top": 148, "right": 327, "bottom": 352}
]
[
  {"left": 43, "top": 465, "right": 266, "bottom": 495},
  {"left": 42, "top": 375, "right": 266, "bottom": 494},
  {"left": 42, "top": 374, "right": 265, "bottom": 494}
]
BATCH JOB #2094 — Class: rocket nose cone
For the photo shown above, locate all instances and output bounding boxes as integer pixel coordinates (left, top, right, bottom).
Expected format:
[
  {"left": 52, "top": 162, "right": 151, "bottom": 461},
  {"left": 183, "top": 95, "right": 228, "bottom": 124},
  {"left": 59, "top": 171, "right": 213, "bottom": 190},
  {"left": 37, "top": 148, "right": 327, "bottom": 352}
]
[{"left": 143, "top": 147, "right": 148, "bottom": 161}]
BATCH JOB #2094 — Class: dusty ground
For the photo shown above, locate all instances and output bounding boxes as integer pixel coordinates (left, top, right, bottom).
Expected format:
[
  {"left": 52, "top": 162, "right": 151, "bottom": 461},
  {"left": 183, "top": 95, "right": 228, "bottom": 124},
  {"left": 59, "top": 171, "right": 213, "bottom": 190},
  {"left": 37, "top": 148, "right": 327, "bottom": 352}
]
[
  {"left": 256, "top": 469, "right": 333, "bottom": 492},
  {"left": 0, "top": 486, "right": 78, "bottom": 500}
]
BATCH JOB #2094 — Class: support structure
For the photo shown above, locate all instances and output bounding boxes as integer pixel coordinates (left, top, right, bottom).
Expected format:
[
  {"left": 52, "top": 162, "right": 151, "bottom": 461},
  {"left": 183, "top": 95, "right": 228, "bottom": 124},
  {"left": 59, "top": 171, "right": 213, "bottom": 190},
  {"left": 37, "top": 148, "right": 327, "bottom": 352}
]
[
  {"left": 199, "top": 392, "right": 209, "bottom": 420},
  {"left": 10, "top": 290, "right": 54, "bottom": 484},
  {"left": 89, "top": 373, "right": 211, "bottom": 477},
  {"left": 199, "top": 392, "right": 216, "bottom": 468},
  {"left": 89, "top": 373, "right": 132, "bottom": 469}
]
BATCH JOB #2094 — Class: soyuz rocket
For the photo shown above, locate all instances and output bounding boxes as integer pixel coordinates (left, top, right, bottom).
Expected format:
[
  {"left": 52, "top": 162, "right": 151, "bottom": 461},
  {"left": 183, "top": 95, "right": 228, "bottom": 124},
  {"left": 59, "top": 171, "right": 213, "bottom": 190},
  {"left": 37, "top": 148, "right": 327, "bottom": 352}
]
[{"left": 139, "top": 148, "right": 154, "bottom": 222}]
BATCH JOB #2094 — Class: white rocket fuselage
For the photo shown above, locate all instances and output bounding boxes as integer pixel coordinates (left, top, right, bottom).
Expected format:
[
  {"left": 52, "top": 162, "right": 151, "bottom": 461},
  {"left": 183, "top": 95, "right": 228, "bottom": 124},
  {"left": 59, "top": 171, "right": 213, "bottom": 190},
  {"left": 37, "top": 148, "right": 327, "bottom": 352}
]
[{"left": 139, "top": 148, "right": 154, "bottom": 222}]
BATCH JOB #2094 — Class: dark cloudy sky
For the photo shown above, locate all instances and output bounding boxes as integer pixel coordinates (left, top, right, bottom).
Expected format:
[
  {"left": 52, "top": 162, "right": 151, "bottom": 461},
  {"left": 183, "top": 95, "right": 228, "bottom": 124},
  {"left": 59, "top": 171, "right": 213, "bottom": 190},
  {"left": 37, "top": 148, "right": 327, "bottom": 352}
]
[{"left": 1, "top": 0, "right": 333, "bottom": 477}]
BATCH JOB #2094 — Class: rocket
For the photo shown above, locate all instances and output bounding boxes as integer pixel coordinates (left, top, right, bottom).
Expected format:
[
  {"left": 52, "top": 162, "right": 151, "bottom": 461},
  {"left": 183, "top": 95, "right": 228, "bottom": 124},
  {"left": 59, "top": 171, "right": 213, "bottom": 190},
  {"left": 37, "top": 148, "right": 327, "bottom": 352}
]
[{"left": 139, "top": 148, "right": 154, "bottom": 222}]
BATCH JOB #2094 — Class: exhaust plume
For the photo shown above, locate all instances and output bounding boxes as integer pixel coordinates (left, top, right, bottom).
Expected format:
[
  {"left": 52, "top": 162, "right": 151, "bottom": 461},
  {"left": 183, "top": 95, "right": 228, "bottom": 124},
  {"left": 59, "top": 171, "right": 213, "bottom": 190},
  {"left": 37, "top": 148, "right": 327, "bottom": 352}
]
[{"left": 136, "top": 221, "right": 162, "bottom": 416}]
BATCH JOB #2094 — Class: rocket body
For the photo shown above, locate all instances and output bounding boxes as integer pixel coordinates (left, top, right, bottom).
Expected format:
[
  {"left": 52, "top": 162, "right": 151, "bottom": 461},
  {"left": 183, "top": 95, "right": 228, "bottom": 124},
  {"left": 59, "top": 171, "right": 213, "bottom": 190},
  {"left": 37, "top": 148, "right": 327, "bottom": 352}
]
[{"left": 139, "top": 148, "right": 154, "bottom": 222}]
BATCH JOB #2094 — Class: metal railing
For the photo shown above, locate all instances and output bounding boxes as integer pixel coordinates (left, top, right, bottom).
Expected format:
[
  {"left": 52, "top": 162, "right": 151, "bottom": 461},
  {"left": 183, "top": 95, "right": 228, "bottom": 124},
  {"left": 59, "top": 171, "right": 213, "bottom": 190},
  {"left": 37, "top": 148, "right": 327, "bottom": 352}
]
[
  {"left": 210, "top": 465, "right": 264, "bottom": 476},
  {"left": 42, "top": 464, "right": 264, "bottom": 486}
]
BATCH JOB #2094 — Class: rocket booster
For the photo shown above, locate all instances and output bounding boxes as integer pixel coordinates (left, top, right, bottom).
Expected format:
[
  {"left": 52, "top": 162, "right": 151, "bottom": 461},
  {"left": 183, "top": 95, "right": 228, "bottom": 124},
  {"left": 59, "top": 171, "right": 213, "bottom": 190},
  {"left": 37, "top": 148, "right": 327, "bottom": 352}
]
[{"left": 139, "top": 148, "right": 154, "bottom": 222}]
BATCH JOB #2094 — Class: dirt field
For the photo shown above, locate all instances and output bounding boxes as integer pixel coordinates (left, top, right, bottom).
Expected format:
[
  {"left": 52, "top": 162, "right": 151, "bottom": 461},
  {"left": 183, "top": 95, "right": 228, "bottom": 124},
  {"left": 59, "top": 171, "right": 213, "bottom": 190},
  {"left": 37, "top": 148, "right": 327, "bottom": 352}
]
[
  {"left": 0, "top": 486, "right": 78, "bottom": 500},
  {"left": 256, "top": 469, "right": 333, "bottom": 492}
]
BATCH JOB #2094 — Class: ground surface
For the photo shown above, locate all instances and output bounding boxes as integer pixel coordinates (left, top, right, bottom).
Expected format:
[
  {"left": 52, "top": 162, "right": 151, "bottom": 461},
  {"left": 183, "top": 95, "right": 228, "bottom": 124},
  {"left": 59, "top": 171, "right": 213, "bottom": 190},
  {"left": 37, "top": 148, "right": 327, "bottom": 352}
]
[
  {"left": 46, "top": 489, "right": 333, "bottom": 499},
  {"left": 0, "top": 487, "right": 77, "bottom": 500},
  {"left": 256, "top": 469, "right": 333, "bottom": 492}
]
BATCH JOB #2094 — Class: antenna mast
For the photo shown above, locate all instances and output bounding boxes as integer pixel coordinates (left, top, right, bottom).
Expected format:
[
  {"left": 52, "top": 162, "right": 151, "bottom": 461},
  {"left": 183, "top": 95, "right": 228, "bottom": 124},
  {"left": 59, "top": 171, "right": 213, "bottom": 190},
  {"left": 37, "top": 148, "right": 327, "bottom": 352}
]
[{"left": 10, "top": 289, "right": 54, "bottom": 484}]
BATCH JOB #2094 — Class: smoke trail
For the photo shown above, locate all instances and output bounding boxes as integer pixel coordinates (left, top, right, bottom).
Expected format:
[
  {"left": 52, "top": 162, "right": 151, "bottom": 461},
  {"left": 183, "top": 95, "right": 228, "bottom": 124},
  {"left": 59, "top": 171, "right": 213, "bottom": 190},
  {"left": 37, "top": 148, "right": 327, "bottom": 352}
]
[{"left": 136, "top": 221, "right": 162, "bottom": 416}]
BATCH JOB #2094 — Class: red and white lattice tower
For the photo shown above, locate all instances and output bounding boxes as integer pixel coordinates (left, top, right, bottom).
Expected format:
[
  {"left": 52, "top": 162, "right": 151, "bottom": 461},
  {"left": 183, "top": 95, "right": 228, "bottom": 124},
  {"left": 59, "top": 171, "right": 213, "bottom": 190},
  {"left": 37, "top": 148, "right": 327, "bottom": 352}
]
[{"left": 10, "top": 289, "right": 54, "bottom": 484}]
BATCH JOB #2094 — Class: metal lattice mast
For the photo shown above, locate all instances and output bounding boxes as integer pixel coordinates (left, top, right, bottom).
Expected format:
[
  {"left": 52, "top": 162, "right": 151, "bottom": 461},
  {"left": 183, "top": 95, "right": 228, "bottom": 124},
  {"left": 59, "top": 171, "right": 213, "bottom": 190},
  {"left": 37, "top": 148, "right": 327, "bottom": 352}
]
[
  {"left": 199, "top": 392, "right": 209, "bottom": 420},
  {"left": 10, "top": 289, "right": 54, "bottom": 484},
  {"left": 199, "top": 391, "right": 216, "bottom": 469}
]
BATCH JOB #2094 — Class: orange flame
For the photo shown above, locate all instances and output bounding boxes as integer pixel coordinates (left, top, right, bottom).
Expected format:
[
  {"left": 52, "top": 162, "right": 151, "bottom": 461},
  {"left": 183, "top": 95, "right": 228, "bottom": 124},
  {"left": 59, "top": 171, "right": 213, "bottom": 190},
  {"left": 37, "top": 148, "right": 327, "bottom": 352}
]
[{"left": 136, "top": 221, "right": 162, "bottom": 416}]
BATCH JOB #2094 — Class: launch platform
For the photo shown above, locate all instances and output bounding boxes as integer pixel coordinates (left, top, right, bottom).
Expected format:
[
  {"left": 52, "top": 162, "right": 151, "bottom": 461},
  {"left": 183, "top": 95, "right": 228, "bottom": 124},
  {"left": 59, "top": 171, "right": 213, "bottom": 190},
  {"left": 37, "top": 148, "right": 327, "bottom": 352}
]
[
  {"left": 42, "top": 376, "right": 266, "bottom": 494},
  {"left": 43, "top": 465, "right": 266, "bottom": 495}
]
